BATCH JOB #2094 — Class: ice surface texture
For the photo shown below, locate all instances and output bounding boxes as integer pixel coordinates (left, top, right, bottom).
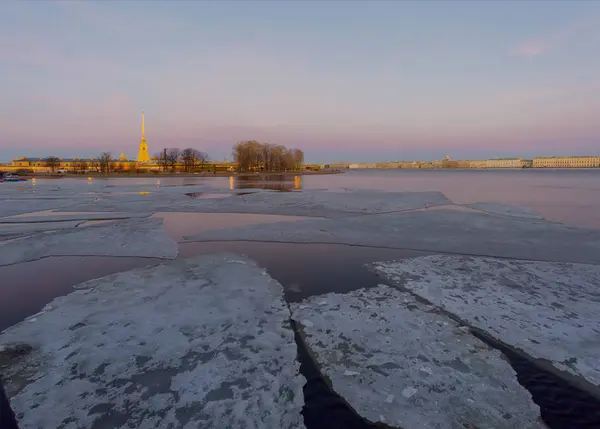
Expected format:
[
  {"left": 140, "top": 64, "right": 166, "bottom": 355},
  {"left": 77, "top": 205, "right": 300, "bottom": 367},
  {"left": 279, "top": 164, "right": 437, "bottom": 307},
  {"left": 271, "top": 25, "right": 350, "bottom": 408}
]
[
  {"left": 0, "top": 217, "right": 177, "bottom": 266},
  {"left": 374, "top": 255, "right": 600, "bottom": 394},
  {"left": 291, "top": 285, "right": 544, "bottom": 428},
  {"left": 0, "top": 255, "right": 305, "bottom": 429}
]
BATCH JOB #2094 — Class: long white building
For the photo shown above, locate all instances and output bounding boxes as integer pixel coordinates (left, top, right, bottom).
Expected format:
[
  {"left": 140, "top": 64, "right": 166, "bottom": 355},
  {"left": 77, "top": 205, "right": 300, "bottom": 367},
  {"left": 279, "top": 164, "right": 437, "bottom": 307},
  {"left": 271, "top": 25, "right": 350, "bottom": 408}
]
[{"left": 533, "top": 156, "right": 600, "bottom": 168}]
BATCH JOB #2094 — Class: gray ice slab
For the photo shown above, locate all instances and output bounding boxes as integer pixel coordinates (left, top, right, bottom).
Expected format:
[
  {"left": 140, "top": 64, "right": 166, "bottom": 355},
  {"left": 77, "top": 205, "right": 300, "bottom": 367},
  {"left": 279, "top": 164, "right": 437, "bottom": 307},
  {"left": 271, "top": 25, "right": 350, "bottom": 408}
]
[
  {"left": 465, "top": 202, "right": 543, "bottom": 219},
  {"left": 55, "top": 196, "right": 190, "bottom": 213},
  {"left": 0, "top": 221, "right": 84, "bottom": 238},
  {"left": 291, "top": 285, "right": 544, "bottom": 429},
  {"left": 0, "top": 199, "right": 86, "bottom": 217},
  {"left": 0, "top": 217, "right": 177, "bottom": 266},
  {"left": 0, "top": 255, "right": 305, "bottom": 429},
  {"left": 373, "top": 255, "right": 600, "bottom": 392},
  {"left": 0, "top": 213, "right": 150, "bottom": 223},
  {"left": 184, "top": 209, "right": 600, "bottom": 264},
  {"left": 173, "top": 190, "right": 451, "bottom": 218}
]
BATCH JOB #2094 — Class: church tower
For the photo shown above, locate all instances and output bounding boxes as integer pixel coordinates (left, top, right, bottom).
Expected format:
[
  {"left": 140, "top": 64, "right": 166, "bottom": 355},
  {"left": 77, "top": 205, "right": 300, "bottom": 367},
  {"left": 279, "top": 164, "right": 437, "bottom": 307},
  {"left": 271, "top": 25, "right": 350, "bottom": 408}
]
[{"left": 137, "top": 111, "right": 150, "bottom": 162}]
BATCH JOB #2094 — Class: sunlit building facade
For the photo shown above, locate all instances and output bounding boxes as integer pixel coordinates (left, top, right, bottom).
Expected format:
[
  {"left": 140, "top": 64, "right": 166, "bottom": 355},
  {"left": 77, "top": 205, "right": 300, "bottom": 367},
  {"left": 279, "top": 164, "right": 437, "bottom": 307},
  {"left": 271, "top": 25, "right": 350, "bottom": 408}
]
[{"left": 533, "top": 156, "right": 600, "bottom": 168}]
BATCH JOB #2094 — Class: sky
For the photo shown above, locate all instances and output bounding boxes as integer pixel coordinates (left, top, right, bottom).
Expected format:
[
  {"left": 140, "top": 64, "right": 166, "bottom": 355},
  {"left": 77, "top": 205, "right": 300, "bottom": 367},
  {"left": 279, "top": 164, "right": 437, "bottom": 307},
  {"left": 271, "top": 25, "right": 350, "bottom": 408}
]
[{"left": 1, "top": 0, "right": 600, "bottom": 163}]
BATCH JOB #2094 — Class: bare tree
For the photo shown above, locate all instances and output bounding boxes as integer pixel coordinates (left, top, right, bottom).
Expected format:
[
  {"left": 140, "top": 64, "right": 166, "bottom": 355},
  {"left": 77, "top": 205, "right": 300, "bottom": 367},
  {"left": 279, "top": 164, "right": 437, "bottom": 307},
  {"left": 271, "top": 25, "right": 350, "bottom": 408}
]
[
  {"left": 165, "top": 148, "right": 181, "bottom": 171},
  {"left": 98, "top": 152, "right": 111, "bottom": 173},
  {"left": 154, "top": 150, "right": 168, "bottom": 172},
  {"left": 232, "top": 141, "right": 304, "bottom": 172},
  {"left": 181, "top": 148, "right": 209, "bottom": 172},
  {"left": 292, "top": 149, "right": 304, "bottom": 170},
  {"left": 44, "top": 156, "right": 60, "bottom": 172}
]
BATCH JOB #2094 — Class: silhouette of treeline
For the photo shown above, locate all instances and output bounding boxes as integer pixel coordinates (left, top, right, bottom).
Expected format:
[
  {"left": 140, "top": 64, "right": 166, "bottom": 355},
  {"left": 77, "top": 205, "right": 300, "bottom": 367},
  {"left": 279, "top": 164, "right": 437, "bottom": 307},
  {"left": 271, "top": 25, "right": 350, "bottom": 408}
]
[
  {"left": 154, "top": 148, "right": 209, "bottom": 172},
  {"left": 233, "top": 140, "right": 304, "bottom": 172}
]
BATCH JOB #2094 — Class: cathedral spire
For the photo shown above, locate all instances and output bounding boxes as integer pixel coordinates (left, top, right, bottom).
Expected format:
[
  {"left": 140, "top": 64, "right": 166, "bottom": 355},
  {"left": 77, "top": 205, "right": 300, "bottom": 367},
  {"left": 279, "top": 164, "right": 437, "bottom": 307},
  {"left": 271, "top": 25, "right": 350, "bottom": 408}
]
[{"left": 137, "top": 110, "right": 150, "bottom": 163}]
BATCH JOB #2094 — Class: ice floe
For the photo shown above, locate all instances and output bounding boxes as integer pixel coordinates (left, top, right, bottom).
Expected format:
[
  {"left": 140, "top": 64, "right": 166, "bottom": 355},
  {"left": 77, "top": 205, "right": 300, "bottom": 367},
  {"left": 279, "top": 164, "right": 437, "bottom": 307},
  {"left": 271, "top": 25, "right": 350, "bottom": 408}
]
[
  {"left": 464, "top": 202, "right": 544, "bottom": 219},
  {"left": 0, "top": 213, "right": 150, "bottom": 223},
  {"left": 0, "top": 255, "right": 305, "bottom": 429},
  {"left": 0, "top": 199, "right": 86, "bottom": 217},
  {"left": 373, "top": 255, "right": 600, "bottom": 394},
  {"left": 0, "top": 217, "right": 177, "bottom": 266},
  {"left": 0, "top": 221, "right": 84, "bottom": 238},
  {"left": 291, "top": 285, "right": 544, "bottom": 428},
  {"left": 184, "top": 209, "right": 600, "bottom": 264},
  {"left": 55, "top": 196, "right": 190, "bottom": 213},
  {"left": 172, "top": 190, "right": 452, "bottom": 218}
]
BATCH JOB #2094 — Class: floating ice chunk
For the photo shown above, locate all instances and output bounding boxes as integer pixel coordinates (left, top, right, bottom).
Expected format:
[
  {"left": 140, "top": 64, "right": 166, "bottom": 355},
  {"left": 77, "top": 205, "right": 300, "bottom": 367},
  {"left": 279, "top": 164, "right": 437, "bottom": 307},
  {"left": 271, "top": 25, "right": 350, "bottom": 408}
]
[
  {"left": 0, "top": 254, "right": 305, "bottom": 429},
  {"left": 187, "top": 208, "right": 600, "bottom": 264},
  {"left": 465, "top": 202, "right": 543, "bottom": 219},
  {"left": 0, "top": 198, "right": 86, "bottom": 217},
  {"left": 374, "top": 255, "right": 600, "bottom": 392},
  {"left": 344, "top": 370, "right": 360, "bottom": 376},
  {"left": 301, "top": 319, "right": 314, "bottom": 328},
  {"left": 0, "top": 217, "right": 177, "bottom": 267},
  {"left": 0, "top": 213, "right": 150, "bottom": 223},
  {"left": 173, "top": 190, "right": 452, "bottom": 218},
  {"left": 0, "top": 221, "right": 84, "bottom": 238},
  {"left": 292, "top": 285, "right": 544, "bottom": 429}
]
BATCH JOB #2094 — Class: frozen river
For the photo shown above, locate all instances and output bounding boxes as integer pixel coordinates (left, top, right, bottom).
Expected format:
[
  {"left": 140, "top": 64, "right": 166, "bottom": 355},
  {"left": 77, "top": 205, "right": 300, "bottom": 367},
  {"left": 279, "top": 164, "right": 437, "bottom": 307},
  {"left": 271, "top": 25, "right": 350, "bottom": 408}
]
[
  {"left": 50, "top": 168, "right": 600, "bottom": 227},
  {"left": 1, "top": 170, "right": 600, "bottom": 429}
]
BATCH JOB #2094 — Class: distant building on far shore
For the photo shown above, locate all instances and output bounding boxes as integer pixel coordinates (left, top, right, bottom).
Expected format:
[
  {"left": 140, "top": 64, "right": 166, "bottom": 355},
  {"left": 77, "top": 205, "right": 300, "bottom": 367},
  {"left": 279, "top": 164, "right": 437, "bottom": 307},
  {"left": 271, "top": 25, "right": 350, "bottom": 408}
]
[
  {"left": 486, "top": 158, "right": 530, "bottom": 168},
  {"left": 533, "top": 156, "right": 600, "bottom": 168}
]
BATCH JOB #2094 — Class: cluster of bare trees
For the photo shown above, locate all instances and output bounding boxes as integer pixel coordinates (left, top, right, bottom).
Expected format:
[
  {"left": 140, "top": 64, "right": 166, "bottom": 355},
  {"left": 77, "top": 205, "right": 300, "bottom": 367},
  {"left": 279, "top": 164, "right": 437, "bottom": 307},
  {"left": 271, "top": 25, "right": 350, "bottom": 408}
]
[
  {"left": 154, "top": 148, "right": 209, "bottom": 172},
  {"left": 232, "top": 141, "right": 304, "bottom": 172},
  {"left": 44, "top": 156, "right": 60, "bottom": 172}
]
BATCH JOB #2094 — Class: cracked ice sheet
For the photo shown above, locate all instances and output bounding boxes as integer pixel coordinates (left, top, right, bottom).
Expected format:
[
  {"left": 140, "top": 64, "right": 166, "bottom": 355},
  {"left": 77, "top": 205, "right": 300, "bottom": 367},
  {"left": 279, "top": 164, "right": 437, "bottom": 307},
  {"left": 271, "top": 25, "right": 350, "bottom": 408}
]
[
  {"left": 464, "top": 202, "right": 543, "bottom": 219},
  {"left": 0, "top": 199, "right": 90, "bottom": 217},
  {"left": 55, "top": 195, "right": 191, "bottom": 212},
  {"left": 184, "top": 209, "right": 600, "bottom": 264},
  {"left": 373, "top": 255, "right": 600, "bottom": 392},
  {"left": 0, "top": 217, "right": 177, "bottom": 266},
  {"left": 0, "top": 212, "right": 150, "bottom": 223},
  {"left": 172, "top": 190, "right": 452, "bottom": 217},
  {"left": 291, "top": 285, "right": 544, "bottom": 429},
  {"left": 0, "top": 254, "right": 305, "bottom": 429},
  {"left": 0, "top": 221, "right": 84, "bottom": 238}
]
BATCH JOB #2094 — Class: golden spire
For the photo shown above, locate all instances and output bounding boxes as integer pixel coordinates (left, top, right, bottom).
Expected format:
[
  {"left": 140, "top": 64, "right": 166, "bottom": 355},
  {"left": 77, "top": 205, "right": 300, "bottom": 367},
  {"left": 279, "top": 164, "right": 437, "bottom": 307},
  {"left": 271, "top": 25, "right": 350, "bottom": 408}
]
[{"left": 137, "top": 110, "right": 150, "bottom": 163}]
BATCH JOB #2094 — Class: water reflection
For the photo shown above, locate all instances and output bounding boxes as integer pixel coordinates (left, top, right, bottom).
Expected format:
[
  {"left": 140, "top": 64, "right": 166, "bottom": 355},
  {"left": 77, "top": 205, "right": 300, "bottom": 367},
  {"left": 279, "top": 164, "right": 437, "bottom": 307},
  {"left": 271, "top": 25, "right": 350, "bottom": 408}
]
[{"left": 230, "top": 175, "right": 303, "bottom": 191}]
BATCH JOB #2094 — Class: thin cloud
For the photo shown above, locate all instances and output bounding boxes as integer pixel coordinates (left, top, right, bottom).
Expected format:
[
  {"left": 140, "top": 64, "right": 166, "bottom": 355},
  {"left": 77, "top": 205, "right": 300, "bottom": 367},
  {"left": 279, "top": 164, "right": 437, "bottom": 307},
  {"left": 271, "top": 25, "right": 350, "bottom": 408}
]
[{"left": 510, "top": 18, "right": 598, "bottom": 58}]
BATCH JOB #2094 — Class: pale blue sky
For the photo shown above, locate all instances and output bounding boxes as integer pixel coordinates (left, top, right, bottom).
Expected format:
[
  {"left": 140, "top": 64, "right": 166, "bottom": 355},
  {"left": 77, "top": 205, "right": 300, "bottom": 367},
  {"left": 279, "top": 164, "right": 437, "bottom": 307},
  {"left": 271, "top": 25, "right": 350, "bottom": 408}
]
[{"left": 1, "top": 0, "right": 599, "bottom": 162}]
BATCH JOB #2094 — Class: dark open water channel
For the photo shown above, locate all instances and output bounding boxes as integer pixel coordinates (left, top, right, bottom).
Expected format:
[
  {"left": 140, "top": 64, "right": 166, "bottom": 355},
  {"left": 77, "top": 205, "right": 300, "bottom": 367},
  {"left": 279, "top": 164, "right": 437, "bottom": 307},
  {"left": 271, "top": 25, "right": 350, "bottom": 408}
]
[{"left": 2, "top": 169, "right": 600, "bottom": 428}]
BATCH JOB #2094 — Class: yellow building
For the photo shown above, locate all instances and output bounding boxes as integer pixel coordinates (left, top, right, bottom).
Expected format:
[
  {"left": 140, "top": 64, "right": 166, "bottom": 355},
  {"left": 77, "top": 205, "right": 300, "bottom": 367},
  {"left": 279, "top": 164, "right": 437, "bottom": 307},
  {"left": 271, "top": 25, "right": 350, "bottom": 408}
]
[
  {"left": 7, "top": 156, "right": 137, "bottom": 173},
  {"left": 468, "top": 160, "right": 488, "bottom": 168},
  {"left": 533, "top": 156, "right": 600, "bottom": 168}
]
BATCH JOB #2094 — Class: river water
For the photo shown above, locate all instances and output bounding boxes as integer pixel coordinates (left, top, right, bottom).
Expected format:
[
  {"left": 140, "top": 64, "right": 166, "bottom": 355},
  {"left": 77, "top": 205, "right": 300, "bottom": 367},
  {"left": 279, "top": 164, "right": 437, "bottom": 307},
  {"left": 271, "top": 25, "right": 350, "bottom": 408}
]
[
  {"left": 65, "top": 168, "right": 600, "bottom": 227},
  {"left": 2, "top": 169, "right": 600, "bottom": 428}
]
